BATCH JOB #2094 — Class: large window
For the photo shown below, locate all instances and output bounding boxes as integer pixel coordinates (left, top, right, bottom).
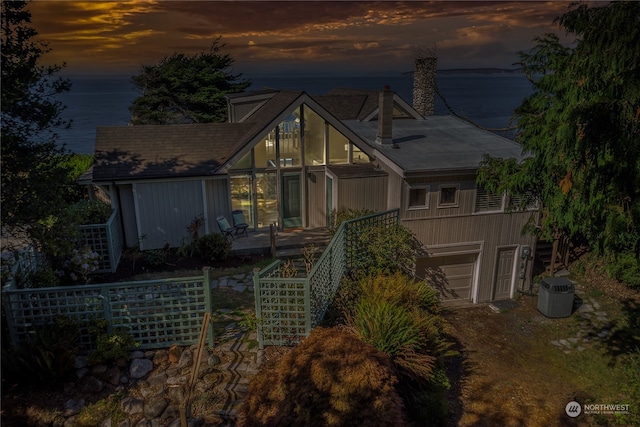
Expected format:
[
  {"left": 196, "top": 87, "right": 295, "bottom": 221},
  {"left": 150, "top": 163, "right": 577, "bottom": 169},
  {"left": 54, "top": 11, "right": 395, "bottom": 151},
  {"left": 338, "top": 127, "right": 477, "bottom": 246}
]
[
  {"left": 408, "top": 185, "right": 429, "bottom": 209},
  {"left": 475, "top": 185, "right": 503, "bottom": 213},
  {"left": 328, "top": 125, "right": 349, "bottom": 164},
  {"left": 352, "top": 144, "right": 370, "bottom": 163},
  {"left": 254, "top": 130, "right": 277, "bottom": 169},
  {"left": 279, "top": 109, "right": 301, "bottom": 168},
  {"left": 304, "top": 106, "right": 325, "bottom": 165},
  {"left": 230, "top": 175, "right": 254, "bottom": 227}
]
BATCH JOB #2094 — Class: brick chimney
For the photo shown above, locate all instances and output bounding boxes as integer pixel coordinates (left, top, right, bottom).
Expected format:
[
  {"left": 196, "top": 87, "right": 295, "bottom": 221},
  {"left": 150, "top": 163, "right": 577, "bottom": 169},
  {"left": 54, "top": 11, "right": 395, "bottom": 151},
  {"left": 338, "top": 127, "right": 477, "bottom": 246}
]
[
  {"left": 376, "top": 85, "right": 394, "bottom": 145},
  {"left": 413, "top": 57, "right": 437, "bottom": 116}
]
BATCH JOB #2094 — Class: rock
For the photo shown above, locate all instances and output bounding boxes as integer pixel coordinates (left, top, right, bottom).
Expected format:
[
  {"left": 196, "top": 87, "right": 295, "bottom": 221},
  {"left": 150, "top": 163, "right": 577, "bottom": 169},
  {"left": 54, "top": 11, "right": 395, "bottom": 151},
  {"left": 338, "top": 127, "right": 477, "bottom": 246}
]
[
  {"left": 144, "top": 395, "right": 168, "bottom": 419},
  {"left": 146, "top": 372, "right": 168, "bottom": 387},
  {"left": 208, "top": 355, "right": 220, "bottom": 366},
  {"left": 90, "top": 364, "right": 109, "bottom": 376},
  {"left": 75, "top": 355, "right": 88, "bottom": 369},
  {"left": 115, "top": 358, "right": 129, "bottom": 368},
  {"left": 233, "top": 284, "right": 246, "bottom": 292},
  {"left": 233, "top": 273, "right": 246, "bottom": 280},
  {"left": 76, "top": 367, "right": 89, "bottom": 380},
  {"left": 117, "top": 419, "right": 131, "bottom": 427},
  {"left": 81, "top": 376, "right": 105, "bottom": 394},
  {"left": 129, "top": 350, "right": 145, "bottom": 359},
  {"left": 166, "top": 374, "right": 190, "bottom": 385},
  {"left": 166, "top": 385, "right": 186, "bottom": 403},
  {"left": 168, "top": 345, "right": 183, "bottom": 363},
  {"left": 144, "top": 350, "right": 156, "bottom": 359},
  {"left": 160, "top": 404, "right": 181, "bottom": 423},
  {"left": 101, "top": 418, "right": 112, "bottom": 427},
  {"left": 64, "top": 398, "right": 85, "bottom": 417},
  {"left": 121, "top": 397, "right": 144, "bottom": 415},
  {"left": 177, "top": 349, "right": 193, "bottom": 369},
  {"left": 153, "top": 349, "right": 169, "bottom": 366},
  {"left": 130, "top": 358, "right": 154, "bottom": 379}
]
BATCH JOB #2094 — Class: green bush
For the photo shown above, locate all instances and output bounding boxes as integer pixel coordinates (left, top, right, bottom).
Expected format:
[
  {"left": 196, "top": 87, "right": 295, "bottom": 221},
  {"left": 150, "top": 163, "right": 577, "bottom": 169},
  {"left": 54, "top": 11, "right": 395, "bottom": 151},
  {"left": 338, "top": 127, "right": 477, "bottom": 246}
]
[
  {"left": 195, "top": 233, "right": 232, "bottom": 263},
  {"left": 68, "top": 199, "right": 112, "bottom": 225},
  {"left": 18, "top": 263, "right": 60, "bottom": 288},
  {"left": 607, "top": 251, "right": 640, "bottom": 288},
  {"left": 1, "top": 316, "right": 79, "bottom": 385},
  {"left": 143, "top": 249, "right": 167, "bottom": 267},
  {"left": 345, "top": 272, "right": 455, "bottom": 426},
  {"left": 88, "top": 319, "right": 138, "bottom": 364},
  {"left": 238, "top": 327, "right": 408, "bottom": 427},
  {"left": 352, "top": 223, "right": 423, "bottom": 276},
  {"left": 328, "top": 208, "right": 374, "bottom": 235}
]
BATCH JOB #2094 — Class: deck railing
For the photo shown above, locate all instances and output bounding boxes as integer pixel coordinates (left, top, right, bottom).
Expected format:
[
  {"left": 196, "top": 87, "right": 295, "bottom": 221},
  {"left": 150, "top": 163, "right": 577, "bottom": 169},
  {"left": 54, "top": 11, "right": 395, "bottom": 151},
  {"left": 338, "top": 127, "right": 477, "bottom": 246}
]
[
  {"left": 2, "top": 268, "right": 213, "bottom": 351},
  {"left": 253, "top": 209, "right": 400, "bottom": 348}
]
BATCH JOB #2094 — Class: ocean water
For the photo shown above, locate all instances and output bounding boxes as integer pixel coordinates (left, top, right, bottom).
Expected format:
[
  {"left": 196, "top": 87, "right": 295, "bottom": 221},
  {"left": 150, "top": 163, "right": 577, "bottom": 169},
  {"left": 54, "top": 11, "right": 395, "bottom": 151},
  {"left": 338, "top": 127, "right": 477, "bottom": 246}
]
[{"left": 55, "top": 72, "right": 532, "bottom": 154}]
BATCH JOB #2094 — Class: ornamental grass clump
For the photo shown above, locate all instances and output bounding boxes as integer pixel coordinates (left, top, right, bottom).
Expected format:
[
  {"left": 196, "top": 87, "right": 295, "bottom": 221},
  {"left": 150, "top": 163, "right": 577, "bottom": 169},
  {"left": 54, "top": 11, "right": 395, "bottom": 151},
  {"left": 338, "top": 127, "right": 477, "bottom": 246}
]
[
  {"left": 346, "top": 271, "right": 455, "bottom": 425},
  {"left": 238, "top": 327, "right": 409, "bottom": 427}
]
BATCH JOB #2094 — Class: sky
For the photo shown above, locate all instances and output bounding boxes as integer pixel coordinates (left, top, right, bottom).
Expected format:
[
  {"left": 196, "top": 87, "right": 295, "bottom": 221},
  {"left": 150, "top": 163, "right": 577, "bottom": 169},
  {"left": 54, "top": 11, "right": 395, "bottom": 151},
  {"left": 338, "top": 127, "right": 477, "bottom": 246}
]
[{"left": 28, "top": 1, "right": 592, "bottom": 77}]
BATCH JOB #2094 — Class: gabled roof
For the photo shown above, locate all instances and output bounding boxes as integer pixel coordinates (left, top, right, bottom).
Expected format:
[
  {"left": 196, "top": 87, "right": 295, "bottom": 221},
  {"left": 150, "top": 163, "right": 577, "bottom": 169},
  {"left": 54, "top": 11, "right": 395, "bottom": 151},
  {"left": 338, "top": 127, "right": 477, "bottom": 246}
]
[
  {"left": 93, "top": 123, "right": 255, "bottom": 181},
  {"left": 93, "top": 91, "right": 303, "bottom": 182}
]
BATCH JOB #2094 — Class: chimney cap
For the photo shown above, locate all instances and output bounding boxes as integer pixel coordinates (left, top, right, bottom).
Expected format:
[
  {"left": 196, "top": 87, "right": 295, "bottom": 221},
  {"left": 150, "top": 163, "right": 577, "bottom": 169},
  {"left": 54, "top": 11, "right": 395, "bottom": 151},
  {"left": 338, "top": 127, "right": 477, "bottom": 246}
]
[{"left": 383, "top": 85, "right": 391, "bottom": 91}]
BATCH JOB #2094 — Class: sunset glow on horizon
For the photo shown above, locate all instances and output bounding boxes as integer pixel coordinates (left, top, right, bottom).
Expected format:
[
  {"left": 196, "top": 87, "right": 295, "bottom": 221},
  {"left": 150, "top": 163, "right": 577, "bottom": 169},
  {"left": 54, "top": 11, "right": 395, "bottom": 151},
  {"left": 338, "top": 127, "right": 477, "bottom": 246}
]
[{"left": 28, "top": 1, "right": 598, "bottom": 76}]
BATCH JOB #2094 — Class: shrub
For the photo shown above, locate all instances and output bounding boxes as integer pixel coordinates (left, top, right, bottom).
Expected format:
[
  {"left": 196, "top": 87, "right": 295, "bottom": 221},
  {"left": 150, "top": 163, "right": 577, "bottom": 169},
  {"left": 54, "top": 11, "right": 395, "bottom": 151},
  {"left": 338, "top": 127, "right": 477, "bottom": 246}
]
[
  {"left": 1, "top": 316, "right": 80, "bottom": 385},
  {"left": 195, "top": 233, "right": 232, "bottom": 263},
  {"left": 344, "top": 272, "right": 455, "bottom": 426},
  {"left": 88, "top": 319, "right": 138, "bottom": 364},
  {"left": 328, "top": 208, "right": 374, "bottom": 235},
  {"left": 238, "top": 327, "right": 408, "bottom": 427},
  {"left": 59, "top": 245, "right": 100, "bottom": 283},
  {"left": 69, "top": 199, "right": 112, "bottom": 225},
  {"left": 17, "top": 263, "right": 60, "bottom": 288},
  {"left": 143, "top": 248, "right": 167, "bottom": 267},
  {"left": 353, "top": 223, "right": 423, "bottom": 276},
  {"left": 606, "top": 251, "right": 640, "bottom": 288}
]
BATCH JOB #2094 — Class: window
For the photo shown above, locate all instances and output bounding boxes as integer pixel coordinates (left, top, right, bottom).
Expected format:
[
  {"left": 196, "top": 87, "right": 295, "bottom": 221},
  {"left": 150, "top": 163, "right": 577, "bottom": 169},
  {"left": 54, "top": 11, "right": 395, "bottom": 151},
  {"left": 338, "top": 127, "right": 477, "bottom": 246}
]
[
  {"left": 475, "top": 185, "right": 503, "bottom": 213},
  {"left": 439, "top": 185, "right": 459, "bottom": 207},
  {"left": 508, "top": 191, "right": 538, "bottom": 211},
  {"left": 408, "top": 185, "right": 429, "bottom": 209}
]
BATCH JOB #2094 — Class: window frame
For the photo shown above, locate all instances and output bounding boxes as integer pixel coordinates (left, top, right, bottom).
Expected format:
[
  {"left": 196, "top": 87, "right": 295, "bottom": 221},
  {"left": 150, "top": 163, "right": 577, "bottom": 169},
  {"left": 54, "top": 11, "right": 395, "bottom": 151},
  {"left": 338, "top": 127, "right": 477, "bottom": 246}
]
[
  {"left": 407, "top": 184, "right": 430, "bottom": 210},
  {"left": 438, "top": 184, "right": 460, "bottom": 208},
  {"left": 474, "top": 185, "right": 505, "bottom": 213}
]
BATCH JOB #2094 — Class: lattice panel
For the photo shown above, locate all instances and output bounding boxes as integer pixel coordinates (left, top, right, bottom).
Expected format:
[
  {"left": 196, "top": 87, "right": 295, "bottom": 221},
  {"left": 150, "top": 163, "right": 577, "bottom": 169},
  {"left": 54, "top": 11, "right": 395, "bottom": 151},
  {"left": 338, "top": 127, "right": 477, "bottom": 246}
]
[
  {"left": 256, "top": 279, "right": 309, "bottom": 347},
  {"left": 309, "top": 228, "right": 347, "bottom": 327},
  {"left": 2, "top": 285, "right": 106, "bottom": 351},
  {"left": 79, "top": 225, "right": 111, "bottom": 272},
  {"left": 107, "top": 279, "right": 207, "bottom": 348},
  {"left": 2, "top": 276, "right": 210, "bottom": 351}
]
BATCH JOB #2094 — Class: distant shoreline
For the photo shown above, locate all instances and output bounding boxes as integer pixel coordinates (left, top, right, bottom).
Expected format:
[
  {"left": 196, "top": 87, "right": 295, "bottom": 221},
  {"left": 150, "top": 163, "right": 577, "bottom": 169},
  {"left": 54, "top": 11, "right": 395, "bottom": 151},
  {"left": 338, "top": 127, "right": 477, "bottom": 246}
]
[{"left": 438, "top": 68, "right": 522, "bottom": 75}]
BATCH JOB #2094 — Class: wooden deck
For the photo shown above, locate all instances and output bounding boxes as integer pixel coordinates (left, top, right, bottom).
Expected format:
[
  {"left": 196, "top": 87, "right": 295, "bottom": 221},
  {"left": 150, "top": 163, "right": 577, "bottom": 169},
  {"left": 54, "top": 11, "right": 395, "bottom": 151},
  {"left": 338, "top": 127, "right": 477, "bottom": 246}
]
[{"left": 229, "top": 227, "right": 332, "bottom": 257}]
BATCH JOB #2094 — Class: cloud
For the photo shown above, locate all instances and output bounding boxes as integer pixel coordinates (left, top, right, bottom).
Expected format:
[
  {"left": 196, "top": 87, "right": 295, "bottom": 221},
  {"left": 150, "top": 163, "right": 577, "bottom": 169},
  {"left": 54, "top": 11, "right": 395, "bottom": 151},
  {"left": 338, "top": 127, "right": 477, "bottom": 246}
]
[{"left": 28, "top": 1, "right": 586, "bottom": 74}]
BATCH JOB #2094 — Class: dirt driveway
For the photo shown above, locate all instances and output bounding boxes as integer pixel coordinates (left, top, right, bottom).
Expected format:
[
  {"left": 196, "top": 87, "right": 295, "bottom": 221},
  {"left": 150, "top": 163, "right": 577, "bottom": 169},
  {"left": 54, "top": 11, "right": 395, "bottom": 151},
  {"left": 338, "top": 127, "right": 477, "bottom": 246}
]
[{"left": 443, "top": 278, "right": 638, "bottom": 427}]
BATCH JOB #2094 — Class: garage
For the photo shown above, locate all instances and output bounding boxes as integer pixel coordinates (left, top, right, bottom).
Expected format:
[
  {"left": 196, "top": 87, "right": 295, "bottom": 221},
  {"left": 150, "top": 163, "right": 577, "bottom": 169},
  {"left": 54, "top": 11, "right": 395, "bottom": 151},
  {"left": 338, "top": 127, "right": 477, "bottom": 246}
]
[{"left": 416, "top": 254, "right": 477, "bottom": 302}]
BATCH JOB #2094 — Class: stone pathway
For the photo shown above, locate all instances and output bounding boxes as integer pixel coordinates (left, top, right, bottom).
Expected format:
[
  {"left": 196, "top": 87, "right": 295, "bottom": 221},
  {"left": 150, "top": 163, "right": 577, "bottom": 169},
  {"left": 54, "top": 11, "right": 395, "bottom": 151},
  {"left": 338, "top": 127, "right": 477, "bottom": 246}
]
[
  {"left": 62, "top": 273, "right": 262, "bottom": 427},
  {"left": 549, "top": 292, "right": 612, "bottom": 354}
]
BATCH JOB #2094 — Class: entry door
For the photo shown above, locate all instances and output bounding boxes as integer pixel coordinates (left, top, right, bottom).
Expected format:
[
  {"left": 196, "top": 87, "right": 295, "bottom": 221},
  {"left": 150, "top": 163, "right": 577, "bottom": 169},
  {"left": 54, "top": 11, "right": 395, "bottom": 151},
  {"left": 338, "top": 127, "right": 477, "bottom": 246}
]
[
  {"left": 282, "top": 173, "right": 302, "bottom": 228},
  {"left": 493, "top": 247, "right": 516, "bottom": 300}
]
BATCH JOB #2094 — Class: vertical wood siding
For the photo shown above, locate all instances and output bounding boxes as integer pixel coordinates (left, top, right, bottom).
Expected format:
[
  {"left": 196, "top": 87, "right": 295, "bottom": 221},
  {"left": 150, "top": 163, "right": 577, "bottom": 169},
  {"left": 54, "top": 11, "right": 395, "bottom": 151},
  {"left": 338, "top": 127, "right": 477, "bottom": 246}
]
[
  {"left": 337, "top": 176, "right": 388, "bottom": 212},
  {"left": 117, "top": 184, "right": 139, "bottom": 248},
  {"left": 306, "top": 170, "right": 326, "bottom": 228},
  {"left": 402, "top": 212, "right": 537, "bottom": 302},
  {"left": 205, "top": 178, "right": 231, "bottom": 235},
  {"left": 134, "top": 181, "right": 204, "bottom": 250}
]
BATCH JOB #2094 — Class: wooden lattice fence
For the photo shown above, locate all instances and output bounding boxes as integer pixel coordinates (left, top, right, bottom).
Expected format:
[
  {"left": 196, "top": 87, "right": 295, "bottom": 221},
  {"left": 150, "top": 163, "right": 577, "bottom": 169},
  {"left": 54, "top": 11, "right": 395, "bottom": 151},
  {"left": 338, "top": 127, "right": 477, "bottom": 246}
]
[
  {"left": 253, "top": 209, "right": 400, "bottom": 348},
  {"left": 79, "top": 209, "right": 123, "bottom": 273},
  {"left": 2, "top": 269, "right": 213, "bottom": 351}
]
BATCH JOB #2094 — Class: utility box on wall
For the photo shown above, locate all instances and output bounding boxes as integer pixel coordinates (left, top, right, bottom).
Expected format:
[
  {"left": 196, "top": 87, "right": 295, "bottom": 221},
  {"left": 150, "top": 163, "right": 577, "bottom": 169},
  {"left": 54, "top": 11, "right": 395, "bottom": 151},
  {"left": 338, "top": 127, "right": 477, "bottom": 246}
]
[{"left": 537, "top": 277, "right": 575, "bottom": 318}]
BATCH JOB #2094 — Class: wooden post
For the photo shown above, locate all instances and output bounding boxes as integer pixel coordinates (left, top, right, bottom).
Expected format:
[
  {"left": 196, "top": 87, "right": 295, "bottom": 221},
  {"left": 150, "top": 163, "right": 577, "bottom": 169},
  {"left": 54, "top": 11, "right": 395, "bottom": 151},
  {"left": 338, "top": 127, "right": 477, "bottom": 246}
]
[{"left": 270, "top": 223, "right": 276, "bottom": 258}]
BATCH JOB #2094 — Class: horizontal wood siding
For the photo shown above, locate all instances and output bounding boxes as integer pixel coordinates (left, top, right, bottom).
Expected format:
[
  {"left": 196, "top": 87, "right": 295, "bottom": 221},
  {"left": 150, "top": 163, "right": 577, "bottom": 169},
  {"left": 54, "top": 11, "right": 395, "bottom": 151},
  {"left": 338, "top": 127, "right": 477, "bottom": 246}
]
[
  {"left": 205, "top": 178, "right": 231, "bottom": 235},
  {"left": 134, "top": 181, "right": 204, "bottom": 250},
  {"left": 337, "top": 175, "right": 388, "bottom": 212},
  {"left": 307, "top": 171, "right": 326, "bottom": 228},
  {"left": 403, "top": 211, "right": 538, "bottom": 302}
]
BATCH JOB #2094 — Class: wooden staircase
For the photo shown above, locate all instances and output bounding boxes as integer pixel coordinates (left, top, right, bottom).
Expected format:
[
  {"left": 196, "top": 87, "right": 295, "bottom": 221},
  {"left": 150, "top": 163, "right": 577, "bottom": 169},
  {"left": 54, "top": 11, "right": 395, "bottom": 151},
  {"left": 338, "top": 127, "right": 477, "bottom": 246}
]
[{"left": 535, "top": 234, "right": 585, "bottom": 276}]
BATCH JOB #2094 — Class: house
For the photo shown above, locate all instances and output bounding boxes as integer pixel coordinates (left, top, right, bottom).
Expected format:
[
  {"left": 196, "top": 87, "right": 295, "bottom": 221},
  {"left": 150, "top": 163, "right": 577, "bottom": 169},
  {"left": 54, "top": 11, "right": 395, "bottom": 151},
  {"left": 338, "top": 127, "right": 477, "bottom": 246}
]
[{"left": 91, "top": 58, "right": 538, "bottom": 304}]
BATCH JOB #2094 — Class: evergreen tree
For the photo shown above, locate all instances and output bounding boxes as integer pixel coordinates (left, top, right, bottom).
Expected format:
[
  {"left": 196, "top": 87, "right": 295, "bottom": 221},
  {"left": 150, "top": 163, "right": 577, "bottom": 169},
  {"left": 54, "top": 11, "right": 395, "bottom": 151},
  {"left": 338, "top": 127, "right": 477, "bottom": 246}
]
[
  {"left": 129, "top": 38, "right": 251, "bottom": 124},
  {"left": 1, "top": 0, "right": 75, "bottom": 239},
  {"left": 478, "top": 2, "right": 640, "bottom": 283}
]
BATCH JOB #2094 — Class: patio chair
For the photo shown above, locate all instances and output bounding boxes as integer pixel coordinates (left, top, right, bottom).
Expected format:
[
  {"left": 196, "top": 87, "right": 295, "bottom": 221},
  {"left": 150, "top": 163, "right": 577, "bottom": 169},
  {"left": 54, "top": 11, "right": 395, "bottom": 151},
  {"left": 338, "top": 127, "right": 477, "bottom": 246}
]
[
  {"left": 232, "top": 210, "right": 249, "bottom": 237},
  {"left": 217, "top": 215, "right": 235, "bottom": 241}
]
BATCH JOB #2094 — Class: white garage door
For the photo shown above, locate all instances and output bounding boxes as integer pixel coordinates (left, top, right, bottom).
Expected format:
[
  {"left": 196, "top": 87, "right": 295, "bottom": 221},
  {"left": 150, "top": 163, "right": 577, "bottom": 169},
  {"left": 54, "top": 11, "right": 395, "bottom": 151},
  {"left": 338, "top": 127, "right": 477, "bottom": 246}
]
[{"left": 417, "top": 254, "right": 476, "bottom": 302}]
